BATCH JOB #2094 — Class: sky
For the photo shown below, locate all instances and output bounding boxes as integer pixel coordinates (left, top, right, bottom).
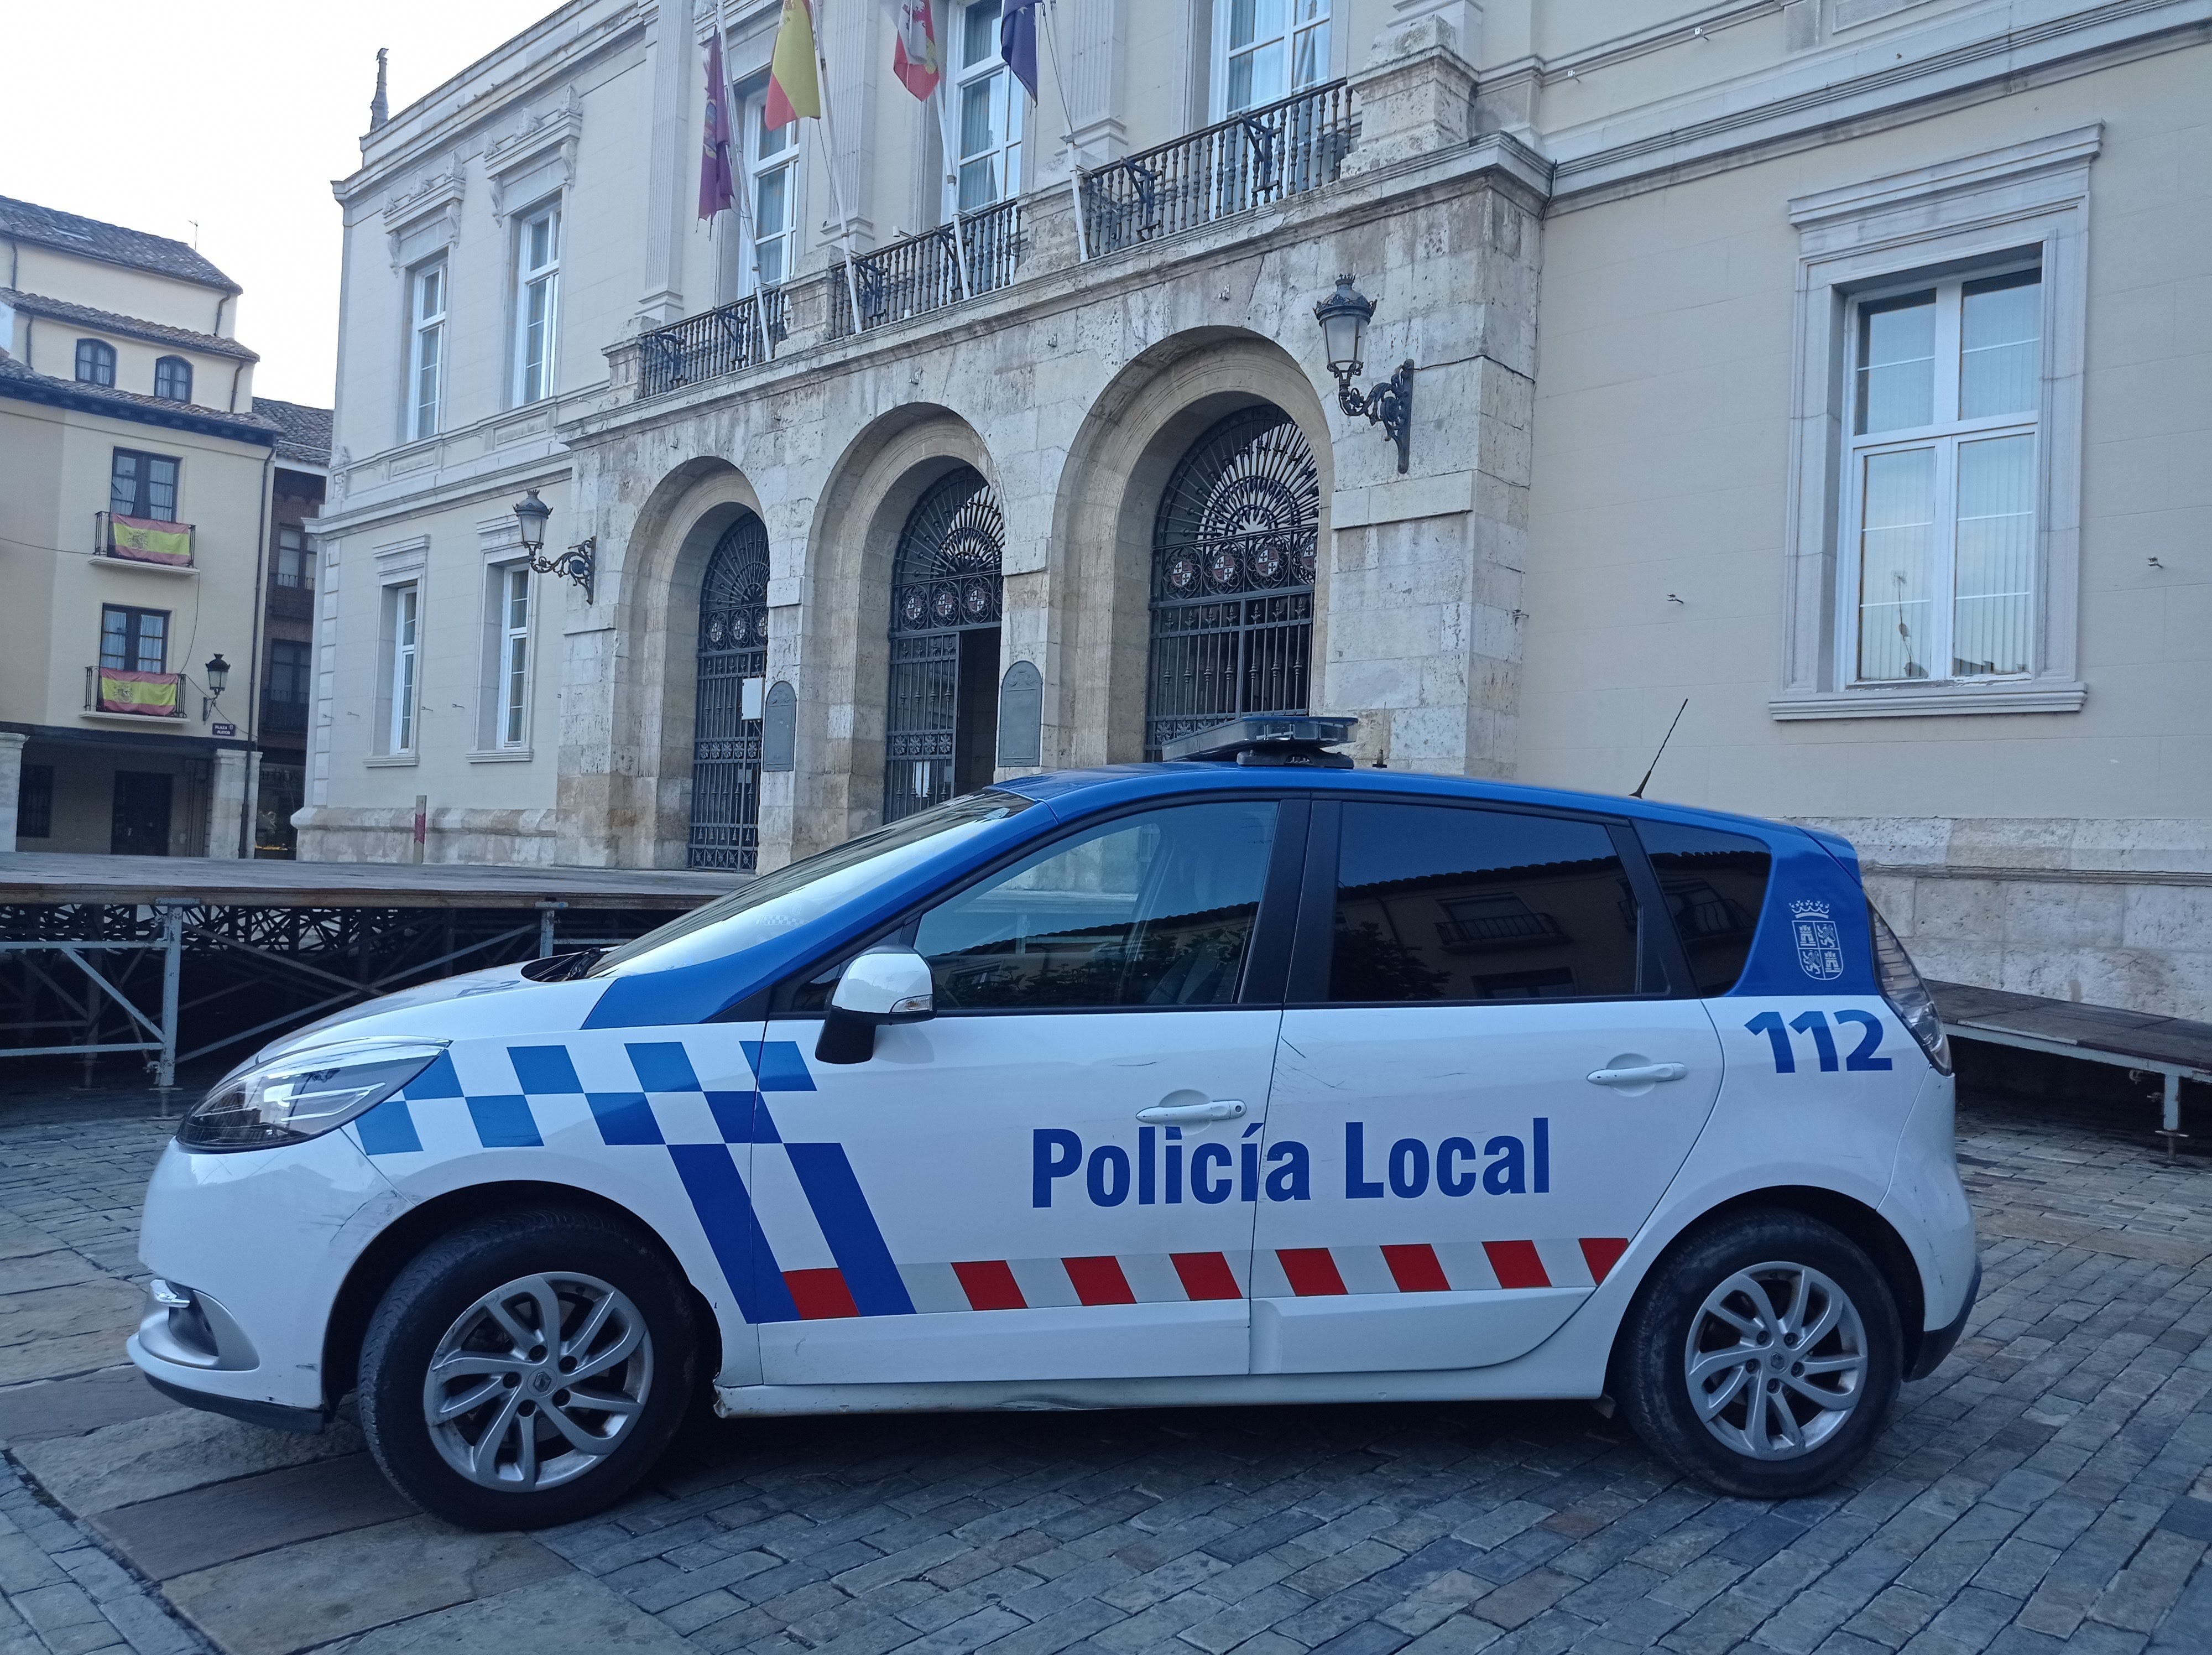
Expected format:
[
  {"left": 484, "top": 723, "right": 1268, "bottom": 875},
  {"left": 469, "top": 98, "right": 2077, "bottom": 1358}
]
[{"left": 1, "top": 2, "right": 556, "bottom": 407}]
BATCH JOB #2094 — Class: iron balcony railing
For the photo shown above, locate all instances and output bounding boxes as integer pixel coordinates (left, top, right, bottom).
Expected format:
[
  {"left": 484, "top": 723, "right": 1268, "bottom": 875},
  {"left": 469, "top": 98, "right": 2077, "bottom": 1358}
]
[
  {"left": 826, "top": 199, "right": 1022, "bottom": 342},
  {"left": 637, "top": 288, "right": 791, "bottom": 398},
  {"left": 85, "top": 665, "right": 185, "bottom": 719},
  {"left": 1082, "top": 81, "right": 1355, "bottom": 257},
  {"left": 94, "top": 511, "right": 196, "bottom": 569},
  {"left": 1435, "top": 910, "right": 1567, "bottom": 953}
]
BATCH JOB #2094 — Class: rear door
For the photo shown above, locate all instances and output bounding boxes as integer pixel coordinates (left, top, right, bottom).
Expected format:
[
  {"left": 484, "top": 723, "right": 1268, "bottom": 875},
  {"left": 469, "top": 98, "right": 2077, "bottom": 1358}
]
[
  {"left": 749, "top": 797, "right": 1302, "bottom": 1386},
  {"left": 1251, "top": 799, "right": 1724, "bottom": 1374}
]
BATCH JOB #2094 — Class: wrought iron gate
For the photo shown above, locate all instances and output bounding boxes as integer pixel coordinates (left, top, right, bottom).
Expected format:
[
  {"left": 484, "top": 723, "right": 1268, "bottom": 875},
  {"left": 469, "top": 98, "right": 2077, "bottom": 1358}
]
[
  {"left": 688, "top": 514, "right": 770, "bottom": 869},
  {"left": 1146, "top": 406, "right": 1319, "bottom": 758},
  {"left": 885, "top": 468, "right": 1003, "bottom": 821}
]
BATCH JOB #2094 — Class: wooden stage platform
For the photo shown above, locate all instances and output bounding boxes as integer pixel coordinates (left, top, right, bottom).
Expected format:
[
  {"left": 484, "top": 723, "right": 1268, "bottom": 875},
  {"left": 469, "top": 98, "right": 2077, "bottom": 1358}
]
[{"left": 0, "top": 853, "right": 739, "bottom": 912}]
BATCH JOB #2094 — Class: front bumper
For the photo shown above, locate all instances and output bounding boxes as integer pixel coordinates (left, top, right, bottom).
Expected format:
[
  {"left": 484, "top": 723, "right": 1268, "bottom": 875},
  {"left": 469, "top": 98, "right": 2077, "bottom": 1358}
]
[{"left": 139, "top": 1372, "right": 328, "bottom": 1433}]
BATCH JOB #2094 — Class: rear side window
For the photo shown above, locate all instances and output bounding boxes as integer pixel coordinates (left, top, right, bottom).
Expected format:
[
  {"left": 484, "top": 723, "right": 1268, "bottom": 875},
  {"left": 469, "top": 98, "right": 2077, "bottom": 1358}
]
[
  {"left": 1330, "top": 803, "right": 1641, "bottom": 1003},
  {"left": 1638, "top": 821, "right": 1773, "bottom": 996}
]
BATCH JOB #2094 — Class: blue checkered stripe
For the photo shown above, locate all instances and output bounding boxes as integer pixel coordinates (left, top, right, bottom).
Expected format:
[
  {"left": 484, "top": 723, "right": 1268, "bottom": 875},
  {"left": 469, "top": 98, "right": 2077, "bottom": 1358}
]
[{"left": 349, "top": 1039, "right": 910, "bottom": 1328}]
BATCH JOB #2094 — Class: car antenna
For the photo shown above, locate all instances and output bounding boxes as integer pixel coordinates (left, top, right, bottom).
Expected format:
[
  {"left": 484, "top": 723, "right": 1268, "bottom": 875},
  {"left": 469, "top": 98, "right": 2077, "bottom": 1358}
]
[{"left": 1631, "top": 699, "right": 1688, "bottom": 799}]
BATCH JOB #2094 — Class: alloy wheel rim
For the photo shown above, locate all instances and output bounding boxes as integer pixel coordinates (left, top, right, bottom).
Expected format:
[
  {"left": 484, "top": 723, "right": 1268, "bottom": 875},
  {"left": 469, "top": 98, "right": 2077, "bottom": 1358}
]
[
  {"left": 1683, "top": 1260, "right": 1867, "bottom": 1460},
  {"left": 422, "top": 1272, "right": 653, "bottom": 1492}
]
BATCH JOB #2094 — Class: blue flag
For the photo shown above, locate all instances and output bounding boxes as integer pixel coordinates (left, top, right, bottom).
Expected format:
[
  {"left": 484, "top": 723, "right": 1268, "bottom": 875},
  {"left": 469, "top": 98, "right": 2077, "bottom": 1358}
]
[{"left": 1000, "top": 0, "right": 1040, "bottom": 100}]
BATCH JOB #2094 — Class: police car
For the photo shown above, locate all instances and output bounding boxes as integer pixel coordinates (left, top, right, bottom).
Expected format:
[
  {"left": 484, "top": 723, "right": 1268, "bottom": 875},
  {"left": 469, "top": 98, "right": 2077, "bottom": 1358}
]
[{"left": 130, "top": 717, "right": 1976, "bottom": 1529}]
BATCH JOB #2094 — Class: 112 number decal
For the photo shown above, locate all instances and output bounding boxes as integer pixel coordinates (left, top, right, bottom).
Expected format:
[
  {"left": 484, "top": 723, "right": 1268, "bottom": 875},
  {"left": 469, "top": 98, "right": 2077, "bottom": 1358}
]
[{"left": 1744, "top": 1009, "right": 1890, "bottom": 1073}]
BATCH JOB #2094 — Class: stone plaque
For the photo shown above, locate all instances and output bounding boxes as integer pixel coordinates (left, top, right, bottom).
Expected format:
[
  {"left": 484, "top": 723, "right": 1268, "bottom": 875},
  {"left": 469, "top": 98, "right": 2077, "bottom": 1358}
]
[
  {"left": 998, "top": 659, "right": 1043, "bottom": 767},
  {"left": 762, "top": 680, "right": 797, "bottom": 772}
]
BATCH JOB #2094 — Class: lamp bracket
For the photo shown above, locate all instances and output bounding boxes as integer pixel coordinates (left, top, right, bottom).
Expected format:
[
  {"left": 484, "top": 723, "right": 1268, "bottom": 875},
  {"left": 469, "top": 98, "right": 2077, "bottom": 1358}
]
[
  {"left": 1333, "top": 361, "right": 1415, "bottom": 475},
  {"left": 529, "top": 537, "right": 597, "bottom": 603}
]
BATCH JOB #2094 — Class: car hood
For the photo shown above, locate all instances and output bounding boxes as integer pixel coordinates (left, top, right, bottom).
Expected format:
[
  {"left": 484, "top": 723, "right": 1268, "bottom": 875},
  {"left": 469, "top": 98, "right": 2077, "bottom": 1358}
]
[{"left": 249, "top": 965, "right": 608, "bottom": 1067}]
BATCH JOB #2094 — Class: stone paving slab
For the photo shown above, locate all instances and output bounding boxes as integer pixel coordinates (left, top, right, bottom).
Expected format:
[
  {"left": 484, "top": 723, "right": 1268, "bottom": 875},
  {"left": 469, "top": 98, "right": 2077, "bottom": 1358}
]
[{"left": 0, "top": 1070, "right": 2199, "bottom": 1655}]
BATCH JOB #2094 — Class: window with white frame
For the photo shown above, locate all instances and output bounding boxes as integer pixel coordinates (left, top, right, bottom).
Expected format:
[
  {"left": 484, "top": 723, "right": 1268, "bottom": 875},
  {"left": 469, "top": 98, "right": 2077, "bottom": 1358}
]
[
  {"left": 388, "top": 584, "right": 421, "bottom": 752},
  {"left": 1846, "top": 264, "right": 2041, "bottom": 683},
  {"left": 1215, "top": 0, "right": 1331, "bottom": 116},
  {"left": 407, "top": 263, "right": 445, "bottom": 441},
  {"left": 497, "top": 565, "right": 531, "bottom": 748},
  {"left": 745, "top": 95, "right": 799, "bottom": 288},
  {"left": 513, "top": 205, "right": 561, "bottom": 404},
  {"left": 1773, "top": 127, "right": 2096, "bottom": 721},
  {"left": 953, "top": 0, "right": 1022, "bottom": 214}
]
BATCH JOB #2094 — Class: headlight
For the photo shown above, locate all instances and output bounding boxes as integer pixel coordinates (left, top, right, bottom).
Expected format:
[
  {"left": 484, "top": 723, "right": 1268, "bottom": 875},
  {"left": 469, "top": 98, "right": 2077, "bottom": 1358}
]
[
  {"left": 1869, "top": 903, "right": 1952, "bottom": 1076},
  {"left": 178, "top": 1042, "right": 444, "bottom": 1152}
]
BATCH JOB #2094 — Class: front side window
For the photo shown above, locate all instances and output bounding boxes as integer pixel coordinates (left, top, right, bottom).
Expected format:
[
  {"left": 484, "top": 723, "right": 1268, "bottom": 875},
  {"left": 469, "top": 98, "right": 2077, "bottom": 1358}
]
[
  {"left": 953, "top": 1, "right": 1022, "bottom": 214},
  {"left": 268, "top": 639, "right": 312, "bottom": 705},
  {"left": 1329, "top": 802, "right": 1642, "bottom": 1003},
  {"left": 915, "top": 801, "right": 1279, "bottom": 1010},
  {"left": 747, "top": 97, "right": 799, "bottom": 287},
  {"left": 499, "top": 566, "right": 531, "bottom": 747},
  {"left": 1217, "top": 0, "right": 1331, "bottom": 115},
  {"left": 153, "top": 356, "right": 192, "bottom": 402},
  {"left": 75, "top": 339, "right": 116, "bottom": 386},
  {"left": 274, "top": 524, "right": 314, "bottom": 589},
  {"left": 1848, "top": 265, "right": 2041, "bottom": 683},
  {"left": 514, "top": 207, "right": 561, "bottom": 404},
  {"left": 389, "top": 584, "right": 420, "bottom": 751},
  {"left": 408, "top": 264, "right": 445, "bottom": 441},
  {"left": 101, "top": 605, "right": 169, "bottom": 672},
  {"left": 109, "top": 450, "right": 180, "bottom": 520}
]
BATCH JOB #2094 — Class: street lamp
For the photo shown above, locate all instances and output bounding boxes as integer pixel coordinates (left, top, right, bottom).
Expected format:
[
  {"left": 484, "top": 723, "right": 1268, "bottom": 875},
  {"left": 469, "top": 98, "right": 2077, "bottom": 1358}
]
[
  {"left": 510, "top": 487, "right": 597, "bottom": 603},
  {"left": 199, "top": 652, "right": 232, "bottom": 722},
  {"left": 1313, "top": 274, "right": 1415, "bottom": 474}
]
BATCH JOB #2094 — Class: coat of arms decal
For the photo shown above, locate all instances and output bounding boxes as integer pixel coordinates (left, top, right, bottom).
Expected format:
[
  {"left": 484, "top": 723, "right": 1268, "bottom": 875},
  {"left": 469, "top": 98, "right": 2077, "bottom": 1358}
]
[{"left": 1791, "top": 899, "right": 1844, "bottom": 981}]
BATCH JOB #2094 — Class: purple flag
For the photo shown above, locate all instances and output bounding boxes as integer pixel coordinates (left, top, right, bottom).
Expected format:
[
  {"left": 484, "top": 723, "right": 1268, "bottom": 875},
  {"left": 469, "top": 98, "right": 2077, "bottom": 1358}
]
[
  {"left": 699, "top": 31, "right": 737, "bottom": 220},
  {"left": 999, "top": 0, "right": 1040, "bottom": 101}
]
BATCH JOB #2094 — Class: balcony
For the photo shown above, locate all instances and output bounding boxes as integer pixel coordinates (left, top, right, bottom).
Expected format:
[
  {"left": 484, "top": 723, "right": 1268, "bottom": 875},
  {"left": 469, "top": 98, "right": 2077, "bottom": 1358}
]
[
  {"left": 265, "top": 579, "right": 316, "bottom": 622},
  {"left": 259, "top": 698, "right": 309, "bottom": 735},
  {"left": 615, "top": 80, "right": 1359, "bottom": 405},
  {"left": 95, "top": 511, "right": 195, "bottom": 570},
  {"left": 1434, "top": 908, "right": 1567, "bottom": 954},
  {"left": 84, "top": 665, "right": 184, "bottom": 720}
]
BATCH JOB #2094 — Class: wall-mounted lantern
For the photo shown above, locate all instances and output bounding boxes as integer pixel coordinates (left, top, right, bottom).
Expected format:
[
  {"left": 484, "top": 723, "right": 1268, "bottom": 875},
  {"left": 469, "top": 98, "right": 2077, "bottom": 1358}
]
[
  {"left": 511, "top": 487, "right": 597, "bottom": 603},
  {"left": 1314, "top": 275, "right": 1415, "bottom": 474}
]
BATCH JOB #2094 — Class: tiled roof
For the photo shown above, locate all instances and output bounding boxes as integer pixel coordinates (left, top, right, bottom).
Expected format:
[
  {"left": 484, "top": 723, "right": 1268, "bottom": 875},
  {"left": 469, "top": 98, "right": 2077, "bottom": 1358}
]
[
  {"left": 0, "top": 195, "right": 240, "bottom": 292},
  {"left": 0, "top": 351, "right": 277, "bottom": 445},
  {"left": 252, "top": 397, "right": 333, "bottom": 469},
  {"left": 0, "top": 288, "right": 257, "bottom": 362}
]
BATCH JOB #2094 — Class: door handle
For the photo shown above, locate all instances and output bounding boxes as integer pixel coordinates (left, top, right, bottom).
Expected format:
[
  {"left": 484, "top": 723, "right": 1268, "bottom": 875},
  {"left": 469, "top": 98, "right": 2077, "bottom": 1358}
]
[
  {"left": 1136, "top": 1099, "right": 1248, "bottom": 1124},
  {"left": 1587, "top": 1063, "right": 1688, "bottom": 1087}
]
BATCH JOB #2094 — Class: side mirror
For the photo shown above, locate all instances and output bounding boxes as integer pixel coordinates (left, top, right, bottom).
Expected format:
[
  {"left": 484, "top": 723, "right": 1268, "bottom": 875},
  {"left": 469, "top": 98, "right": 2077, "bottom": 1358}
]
[{"left": 815, "top": 948, "right": 934, "bottom": 1065}]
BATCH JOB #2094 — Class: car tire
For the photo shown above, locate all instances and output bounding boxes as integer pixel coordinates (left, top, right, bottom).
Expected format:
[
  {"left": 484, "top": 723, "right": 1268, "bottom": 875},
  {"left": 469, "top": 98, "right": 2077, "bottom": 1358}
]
[
  {"left": 1615, "top": 1209, "right": 1901, "bottom": 1500},
  {"left": 358, "top": 1208, "right": 698, "bottom": 1530}
]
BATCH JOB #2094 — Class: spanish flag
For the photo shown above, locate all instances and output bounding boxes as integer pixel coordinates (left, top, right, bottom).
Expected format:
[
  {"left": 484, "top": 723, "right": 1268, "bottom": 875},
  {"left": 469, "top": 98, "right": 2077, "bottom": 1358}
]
[
  {"left": 764, "top": 0, "right": 821, "bottom": 128},
  {"left": 108, "top": 514, "right": 194, "bottom": 567},
  {"left": 97, "top": 669, "right": 180, "bottom": 717}
]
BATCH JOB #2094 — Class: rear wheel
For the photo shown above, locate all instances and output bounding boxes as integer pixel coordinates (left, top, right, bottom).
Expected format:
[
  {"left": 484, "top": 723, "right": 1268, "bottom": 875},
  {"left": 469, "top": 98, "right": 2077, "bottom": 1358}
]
[
  {"left": 1616, "top": 1209, "right": 1900, "bottom": 1499},
  {"left": 358, "top": 1209, "right": 697, "bottom": 1529}
]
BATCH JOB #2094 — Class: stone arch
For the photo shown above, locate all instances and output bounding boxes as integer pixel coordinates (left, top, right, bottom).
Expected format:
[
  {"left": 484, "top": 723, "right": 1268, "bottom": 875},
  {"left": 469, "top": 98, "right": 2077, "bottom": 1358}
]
[
  {"left": 1049, "top": 329, "right": 1335, "bottom": 768},
  {"left": 593, "top": 459, "right": 766, "bottom": 867},
  {"left": 791, "top": 404, "right": 1000, "bottom": 857}
]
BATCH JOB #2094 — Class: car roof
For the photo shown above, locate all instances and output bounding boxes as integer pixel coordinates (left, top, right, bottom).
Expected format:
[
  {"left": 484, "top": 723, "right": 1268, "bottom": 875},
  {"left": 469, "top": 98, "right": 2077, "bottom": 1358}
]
[{"left": 994, "top": 761, "right": 1807, "bottom": 845}]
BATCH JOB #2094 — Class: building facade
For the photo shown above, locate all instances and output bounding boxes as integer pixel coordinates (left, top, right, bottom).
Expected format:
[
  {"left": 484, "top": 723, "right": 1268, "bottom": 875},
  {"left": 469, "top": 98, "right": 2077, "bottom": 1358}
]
[
  {"left": 0, "top": 197, "right": 281, "bottom": 857},
  {"left": 307, "top": 0, "right": 2212, "bottom": 1016},
  {"left": 251, "top": 399, "right": 333, "bottom": 856}
]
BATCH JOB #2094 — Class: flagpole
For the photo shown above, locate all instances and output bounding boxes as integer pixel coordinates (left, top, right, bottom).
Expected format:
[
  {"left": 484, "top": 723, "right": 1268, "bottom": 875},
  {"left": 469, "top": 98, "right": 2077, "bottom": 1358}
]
[
  {"left": 722, "top": 0, "right": 776, "bottom": 363},
  {"left": 933, "top": 77, "right": 974, "bottom": 301},
  {"left": 1035, "top": 0, "right": 1088, "bottom": 262},
  {"left": 811, "top": 0, "right": 867, "bottom": 337}
]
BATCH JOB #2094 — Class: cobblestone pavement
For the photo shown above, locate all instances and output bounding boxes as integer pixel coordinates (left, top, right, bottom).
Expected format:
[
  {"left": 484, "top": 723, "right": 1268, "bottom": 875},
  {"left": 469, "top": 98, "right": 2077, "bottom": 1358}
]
[{"left": 0, "top": 1070, "right": 2203, "bottom": 1655}]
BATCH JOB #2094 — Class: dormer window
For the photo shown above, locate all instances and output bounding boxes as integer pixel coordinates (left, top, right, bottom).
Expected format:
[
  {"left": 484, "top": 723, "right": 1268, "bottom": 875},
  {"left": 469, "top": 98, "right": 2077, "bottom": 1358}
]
[
  {"left": 75, "top": 339, "right": 116, "bottom": 387},
  {"left": 154, "top": 356, "right": 192, "bottom": 402}
]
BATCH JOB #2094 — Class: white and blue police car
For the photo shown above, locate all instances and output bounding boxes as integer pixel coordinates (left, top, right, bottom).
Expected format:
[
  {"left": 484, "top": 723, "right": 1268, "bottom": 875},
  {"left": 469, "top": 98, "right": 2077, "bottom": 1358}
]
[{"left": 130, "top": 717, "right": 1976, "bottom": 1529}]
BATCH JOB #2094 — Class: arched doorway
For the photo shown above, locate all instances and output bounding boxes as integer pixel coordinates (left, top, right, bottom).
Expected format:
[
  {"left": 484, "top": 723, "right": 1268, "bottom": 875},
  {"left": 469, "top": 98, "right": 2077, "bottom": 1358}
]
[
  {"left": 885, "top": 467, "right": 1003, "bottom": 821},
  {"left": 688, "top": 513, "right": 770, "bottom": 868},
  {"left": 1145, "top": 405, "right": 1319, "bottom": 757}
]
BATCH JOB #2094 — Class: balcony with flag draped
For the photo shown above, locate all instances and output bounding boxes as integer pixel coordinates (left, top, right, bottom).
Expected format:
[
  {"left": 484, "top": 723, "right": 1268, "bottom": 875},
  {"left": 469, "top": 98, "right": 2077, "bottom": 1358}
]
[{"left": 95, "top": 511, "right": 196, "bottom": 570}]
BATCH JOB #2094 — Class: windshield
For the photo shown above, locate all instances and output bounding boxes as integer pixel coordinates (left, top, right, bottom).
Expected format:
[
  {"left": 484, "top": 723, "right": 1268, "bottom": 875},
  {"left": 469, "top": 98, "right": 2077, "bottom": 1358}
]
[{"left": 587, "top": 792, "right": 1033, "bottom": 977}]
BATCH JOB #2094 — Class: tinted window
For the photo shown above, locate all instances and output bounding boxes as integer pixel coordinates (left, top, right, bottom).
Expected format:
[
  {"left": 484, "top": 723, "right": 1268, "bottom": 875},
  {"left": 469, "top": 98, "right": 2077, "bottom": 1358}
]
[
  {"left": 915, "top": 802, "right": 1277, "bottom": 1010},
  {"left": 1331, "top": 803, "right": 1640, "bottom": 1002},
  {"left": 1639, "top": 821, "right": 1772, "bottom": 996}
]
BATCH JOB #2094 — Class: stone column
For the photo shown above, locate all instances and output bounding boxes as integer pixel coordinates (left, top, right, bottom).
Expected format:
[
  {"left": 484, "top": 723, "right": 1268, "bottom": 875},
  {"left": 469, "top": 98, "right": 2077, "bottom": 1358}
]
[
  {"left": 1339, "top": 13, "right": 1478, "bottom": 179},
  {"left": 1060, "top": 0, "right": 1128, "bottom": 166},
  {"left": 206, "top": 748, "right": 251, "bottom": 858},
  {"left": 636, "top": 0, "right": 694, "bottom": 325},
  {"left": 0, "top": 733, "right": 24, "bottom": 852}
]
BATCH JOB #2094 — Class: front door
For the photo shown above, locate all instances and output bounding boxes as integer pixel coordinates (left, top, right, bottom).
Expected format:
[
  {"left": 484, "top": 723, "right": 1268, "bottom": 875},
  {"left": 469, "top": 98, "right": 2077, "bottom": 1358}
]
[
  {"left": 688, "top": 516, "right": 769, "bottom": 871},
  {"left": 1253, "top": 799, "right": 1723, "bottom": 1374},
  {"left": 753, "top": 797, "right": 1297, "bottom": 1385},
  {"left": 111, "top": 771, "right": 172, "bottom": 856},
  {"left": 885, "top": 468, "right": 1002, "bottom": 821}
]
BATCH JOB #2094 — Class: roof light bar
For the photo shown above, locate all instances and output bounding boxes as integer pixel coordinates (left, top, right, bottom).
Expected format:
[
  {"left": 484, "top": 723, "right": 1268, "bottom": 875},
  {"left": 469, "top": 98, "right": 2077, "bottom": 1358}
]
[{"left": 1161, "top": 715, "right": 1360, "bottom": 768}]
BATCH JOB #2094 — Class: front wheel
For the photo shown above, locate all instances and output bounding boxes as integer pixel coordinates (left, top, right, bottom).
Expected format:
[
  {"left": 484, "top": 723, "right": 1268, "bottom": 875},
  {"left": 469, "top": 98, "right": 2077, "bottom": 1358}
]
[
  {"left": 358, "top": 1209, "right": 698, "bottom": 1529},
  {"left": 1615, "top": 1209, "right": 1901, "bottom": 1500}
]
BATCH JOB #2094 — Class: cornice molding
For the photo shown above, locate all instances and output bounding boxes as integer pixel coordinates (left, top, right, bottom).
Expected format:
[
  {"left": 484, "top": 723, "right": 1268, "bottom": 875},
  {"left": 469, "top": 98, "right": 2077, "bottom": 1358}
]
[
  {"left": 485, "top": 93, "right": 583, "bottom": 223},
  {"left": 382, "top": 160, "right": 466, "bottom": 272}
]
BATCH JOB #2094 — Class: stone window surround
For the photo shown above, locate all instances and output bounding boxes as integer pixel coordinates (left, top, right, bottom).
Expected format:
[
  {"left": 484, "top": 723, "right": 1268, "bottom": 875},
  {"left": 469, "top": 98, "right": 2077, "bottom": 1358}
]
[
  {"left": 473, "top": 514, "right": 537, "bottom": 761},
  {"left": 1772, "top": 125, "right": 2098, "bottom": 721},
  {"left": 370, "top": 537, "right": 429, "bottom": 764}
]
